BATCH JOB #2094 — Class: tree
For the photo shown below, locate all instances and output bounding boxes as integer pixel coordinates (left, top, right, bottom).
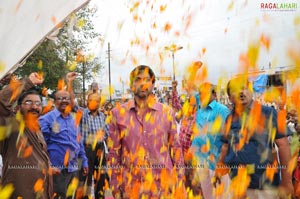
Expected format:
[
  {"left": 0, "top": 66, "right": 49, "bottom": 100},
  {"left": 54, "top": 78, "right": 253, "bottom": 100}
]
[
  {"left": 14, "top": 4, "right": 104, "bottom": 98},
  {"left": 55, "top": 5, "right": 102, "bottom": 68},
  {"left": 73, "top": 56, "right": 104, "bottom": 105},
  {"left": 55, "top": 5, "right": 103, "bottom": 106},
  {"left": 14, "top": 40, "right": 66, "bottom": 90}
]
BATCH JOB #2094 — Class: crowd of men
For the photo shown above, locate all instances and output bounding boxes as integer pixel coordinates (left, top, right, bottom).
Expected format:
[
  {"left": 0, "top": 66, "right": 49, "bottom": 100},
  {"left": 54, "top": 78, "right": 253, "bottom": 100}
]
[{"left": 0, "top": 65, "right": 299, "bottom": 199}]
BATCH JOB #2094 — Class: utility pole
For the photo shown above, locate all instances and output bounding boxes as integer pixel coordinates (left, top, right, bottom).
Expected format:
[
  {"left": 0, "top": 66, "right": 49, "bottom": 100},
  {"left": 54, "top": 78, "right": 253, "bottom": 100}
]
[
  {"left": 171, "top": 52, "right": 175, "bottom": 80},
  {"left": 164, "top": 45, "right": 183, "bottom": 81},
  {"left": 82, "top": 57, "right": 86, "bottom": 106},
  {"left": 122, "top": 80, "right": 125, "bottom": 95},
  {"left": 76, "top": 50, "right": 86, "bottom": 107},
  {"left": 108, "top": 42, "right": 112, "bottom": 102}
]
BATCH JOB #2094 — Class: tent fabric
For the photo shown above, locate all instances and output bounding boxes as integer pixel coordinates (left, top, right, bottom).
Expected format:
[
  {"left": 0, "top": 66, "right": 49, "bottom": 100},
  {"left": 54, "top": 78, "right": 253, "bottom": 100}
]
[
  {"left": 0, "top": 0, "right": 90, "bottom": 79},
  {"left": 253, "top": 74, "right": 268, "bottom": 93}
]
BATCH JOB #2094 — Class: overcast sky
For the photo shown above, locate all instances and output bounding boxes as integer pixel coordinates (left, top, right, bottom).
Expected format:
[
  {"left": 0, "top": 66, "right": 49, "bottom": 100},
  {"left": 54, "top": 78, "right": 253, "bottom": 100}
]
[{"left": 89, "top": 0, "right": 299, "bottom": 93}]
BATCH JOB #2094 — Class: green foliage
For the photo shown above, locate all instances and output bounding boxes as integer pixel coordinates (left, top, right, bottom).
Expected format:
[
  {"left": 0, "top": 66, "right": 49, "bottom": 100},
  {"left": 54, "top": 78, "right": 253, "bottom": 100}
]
[
  {"left": 14, "top": 4, "right": 103, "bottom": 93},
  {"left": 56, "top": 5, "right": 101, "bottom": 62},
  {"left": 14, "top": 40, "right": 66, "bottom": 90}
]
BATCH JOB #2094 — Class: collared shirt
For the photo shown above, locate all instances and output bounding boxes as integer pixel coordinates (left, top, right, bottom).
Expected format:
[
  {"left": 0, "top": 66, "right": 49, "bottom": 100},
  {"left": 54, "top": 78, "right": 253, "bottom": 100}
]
[
  {"left": 79, "top": 108, "right": 109, "bottom": 146},
  {"left": 172, "top": 89, "right": 182, "bottom": 111},
  {"left": 39, "top": 108, "right": 88, "bottom": 172},
  {"left": 179, "top": 114, "right": 196, "bottom": 153},
  {"left": 221, "top": 101, "right": 286, "bottom": 189},
  {"left": 108, "top": 99, "right": 184, "bottom": 194},
  {"left": 192, "top": 100, "right": 230, "bottom": 170}
]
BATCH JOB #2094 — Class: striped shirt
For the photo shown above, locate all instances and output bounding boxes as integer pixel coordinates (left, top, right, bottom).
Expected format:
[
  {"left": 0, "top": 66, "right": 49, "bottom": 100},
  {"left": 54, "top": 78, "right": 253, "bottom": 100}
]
[
  {"left": 79, "top": 108, "right": 109, "bottom": 146},
  {"left": 172, "top": 89, "right": 182, "bottom": 111},
  {"left": 179, "top": 101, "right": 197, "bottom": 153}
]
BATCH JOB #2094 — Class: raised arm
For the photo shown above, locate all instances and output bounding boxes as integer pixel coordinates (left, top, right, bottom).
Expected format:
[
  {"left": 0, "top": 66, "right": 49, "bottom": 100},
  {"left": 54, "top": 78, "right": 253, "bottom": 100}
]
[
  {"left": 168, "top": 108, "right": 185, "bottom": 179},
  {"left": 0, "top": 72, "right": 43, "bottom": 117},
  {"left": 65, "top": 72, "right": 77, "bottom": 109},
  {"left": 171, "top": 80, "right": 182, "bottom": 112}
]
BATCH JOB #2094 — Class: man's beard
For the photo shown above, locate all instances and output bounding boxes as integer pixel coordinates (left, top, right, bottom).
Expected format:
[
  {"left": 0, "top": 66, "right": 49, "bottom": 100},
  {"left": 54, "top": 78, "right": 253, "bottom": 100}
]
[
  {"left": 88, "top": 102, "right": 99, "bottom": 112},
  {"left": 21, "top": 109, "right": 40, "bottom": 117},
  {"left": 23, "top": 111, "right": 41, "bottom": 132},
  {"left": 134, "top": 89, "right": 149, "bottom": 99}
]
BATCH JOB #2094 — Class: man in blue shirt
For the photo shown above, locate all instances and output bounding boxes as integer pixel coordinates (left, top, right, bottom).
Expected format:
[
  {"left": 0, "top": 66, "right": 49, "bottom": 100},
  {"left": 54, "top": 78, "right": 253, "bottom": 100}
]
[
  {"left": 78, "top": 92, "right": 109, "bottom": 199},
  {"left": 39, "top": 72, "right": 88, "bottom": 199},
  {"left": 191, "top": 82, "right": 230, "bottom": 199},
  {"left": 216, "top": 76, "right": 294, "bottom": 199}
]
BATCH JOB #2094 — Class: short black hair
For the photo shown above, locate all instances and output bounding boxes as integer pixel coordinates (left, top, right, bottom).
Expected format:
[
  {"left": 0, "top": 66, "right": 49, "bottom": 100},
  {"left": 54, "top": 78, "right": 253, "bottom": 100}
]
[
  {"left": 129, "top": 65, "right": 155, "bottom": 87},
  {"left": 17, "top": 90, "right": 42, "bottom": 105}
]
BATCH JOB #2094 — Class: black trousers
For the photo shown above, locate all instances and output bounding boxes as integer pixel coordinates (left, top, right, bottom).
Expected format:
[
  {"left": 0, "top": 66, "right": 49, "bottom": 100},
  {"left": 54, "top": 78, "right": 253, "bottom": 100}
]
[
  {"left": 78, "top": 142, "right": 109, "bottom": 199},
  {"left": 53, "top": 169, "right": 77, "bottom": 199}
]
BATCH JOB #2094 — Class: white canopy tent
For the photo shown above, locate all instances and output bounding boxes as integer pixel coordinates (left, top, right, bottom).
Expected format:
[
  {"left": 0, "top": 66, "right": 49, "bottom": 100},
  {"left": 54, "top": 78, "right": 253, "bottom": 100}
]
[{"left": 0, "top": 0, "right": 90, "bottom": 79}]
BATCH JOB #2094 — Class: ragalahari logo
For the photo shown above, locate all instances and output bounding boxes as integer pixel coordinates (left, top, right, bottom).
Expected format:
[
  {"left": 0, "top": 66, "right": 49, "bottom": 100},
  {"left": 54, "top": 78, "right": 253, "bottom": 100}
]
[{"left": 260, "top": 2, "right": 298, "bottom": 11}]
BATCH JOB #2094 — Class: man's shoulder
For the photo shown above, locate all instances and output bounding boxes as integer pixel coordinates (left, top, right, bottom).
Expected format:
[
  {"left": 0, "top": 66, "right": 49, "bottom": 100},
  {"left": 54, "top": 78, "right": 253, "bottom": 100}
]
[
  {"left": 97, "top": 110, "right": 106, "bottom": 118},
  {"left": 110, "top": 101, "right": 130, "bottom": 115},
  {"left": 39, "top": 109, "right": 58, "bottom": 121},
  {"left": 116, "top": 100, "right": 131, "bottom": 109},
  {"left": 215, "top": 102, "right": 229, "bottom": 110},
  {"left": 212, "top": 101, "right": 230, "bottom": 115},
  {"left": 111, "top": 100, "right": 170, "bottom": 113},
  {"left": 81, "top": 107, "right": 90, "bottom": 115}
]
